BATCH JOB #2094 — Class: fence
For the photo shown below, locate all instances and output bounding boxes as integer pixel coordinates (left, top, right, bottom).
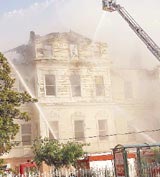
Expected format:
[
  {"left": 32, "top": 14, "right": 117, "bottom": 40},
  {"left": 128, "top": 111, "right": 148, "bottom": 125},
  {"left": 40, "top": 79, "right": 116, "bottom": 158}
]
[
  {"left": 0, "top": 167, "right": 115, "bottom": 177},
  {"left": 2, "top": 162, "right": 160, "bottom": 177},
  {"left": 128, "top": 161, "right": 160, "bottom": 177}
]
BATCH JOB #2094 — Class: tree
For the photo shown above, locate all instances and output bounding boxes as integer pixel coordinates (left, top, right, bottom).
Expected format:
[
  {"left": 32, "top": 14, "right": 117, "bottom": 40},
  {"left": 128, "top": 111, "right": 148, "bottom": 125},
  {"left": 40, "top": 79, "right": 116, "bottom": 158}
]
[
  {"left": 0, "top": 52, "right": 36, "bottom": 155},
  {"left": 61, "top": 141, "right": 85, "bottom": 167},
  {"left": 32, "top": 138, "right": 86, "bottom": 169}
]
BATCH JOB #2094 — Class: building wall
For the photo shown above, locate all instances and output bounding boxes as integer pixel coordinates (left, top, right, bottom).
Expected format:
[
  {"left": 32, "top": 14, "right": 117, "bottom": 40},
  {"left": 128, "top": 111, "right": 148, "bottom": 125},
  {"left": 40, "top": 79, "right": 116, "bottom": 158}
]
[
  {"left": 3, "top": 31, "right": 160, "bottom": 169},
  {"left": 111, "top": 68, "right": 160, "bottom": 144},
  {"left": 34, "top": 31, "right": 160, "bottom": 153},
  {"left": 34, "top": 32, "right": 114, "bottom": 153},
  {"left": 38, "top": 104, "right": 116, "bottom": 153}
]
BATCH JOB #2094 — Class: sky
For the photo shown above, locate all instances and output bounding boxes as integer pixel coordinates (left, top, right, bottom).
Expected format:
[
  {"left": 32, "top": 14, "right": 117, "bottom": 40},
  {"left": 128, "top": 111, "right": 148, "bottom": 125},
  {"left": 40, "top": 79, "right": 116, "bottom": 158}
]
[{"left": 0, "top": 0, "right": 160, "bottom": 69}]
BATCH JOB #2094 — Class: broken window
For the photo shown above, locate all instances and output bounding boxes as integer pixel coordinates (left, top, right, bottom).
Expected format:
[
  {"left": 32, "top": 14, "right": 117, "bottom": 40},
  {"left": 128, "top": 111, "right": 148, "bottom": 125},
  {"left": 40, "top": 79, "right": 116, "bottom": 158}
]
[
  {"left": 98, "top": 119, "right": 107, "bottom": 140},
  {"left": 49, "top": 121, "right": 59, "bottom": 140},
  {"left": 45, "top": 75, "right": 56, "bottom": 96},
  {"left": 44, "top": 44, "right": 52, "bottom": 57},
  {"left": 21, "top": 124, "right": 31, "bottom": 146},
  {"left": 95, "top": 76, "right": 105, "bottom": 96},
  {"left": 124, "top": 81, "right": 133, "bottom": 99},
  {"left": 36, "top": 44, "right": 52, "bottom": 58},
  {"left": 69, "top": 44, "right": 78, "bottom": 58},
  {"left": 70, "top": 74, "right": 81, "bottom": 97},
  {"left": 74, "top": 120, "right": 85, "bottom": 141},
  {"left": 36, "top": 48, "right": 44, "bottom": 57}
]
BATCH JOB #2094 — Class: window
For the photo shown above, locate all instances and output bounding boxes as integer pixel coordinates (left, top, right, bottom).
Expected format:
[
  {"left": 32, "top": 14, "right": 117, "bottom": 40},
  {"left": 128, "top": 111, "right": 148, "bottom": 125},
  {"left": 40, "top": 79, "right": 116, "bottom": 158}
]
[
  {"left": 70, "top": 74, "right": 81, "bottom": 97},
  {"left": 98, "top": 119, "right": 107, "bottom": 140},
  {"left": 36, "top": 44, "right": 52, "bottom": 58},
  {"left": 49, "top": 121, "right": 59, "bottom": 140},
  {"left": 74, "top": 120, "right": 84, "bottom": 141},
  {"left": 70, "top": 44, "right": 78, "bottom": 58},
  {"left": 36, "top": 48, "right": 44, "bottom": 57},
  {"left": 21, "top": 124, "right": 31, "bottom": 146},
  {"left": 95, "top": 76, "right": 105, "bottom": 96},
  {"left": 44, "top": 44, "right": 52, "bottom": 57},
  {"left": 45, "top": 75, "right": 56, "bottom": 96},
  {"left": 124, "top": 81, "right": 133, "bottom": 99}
]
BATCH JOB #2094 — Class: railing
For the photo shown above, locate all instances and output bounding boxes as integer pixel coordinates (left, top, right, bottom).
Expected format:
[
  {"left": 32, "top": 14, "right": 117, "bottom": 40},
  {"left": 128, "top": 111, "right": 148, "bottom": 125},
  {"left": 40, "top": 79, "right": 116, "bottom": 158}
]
[
  {"left": 0, "top": 167, "right": 115, "bottom": 177},
  {"left": 128, "top": 161, "right": 160, "bottom": 177},
  {"left": 2, "top": 162, "right": 160, "bottom": 177}
]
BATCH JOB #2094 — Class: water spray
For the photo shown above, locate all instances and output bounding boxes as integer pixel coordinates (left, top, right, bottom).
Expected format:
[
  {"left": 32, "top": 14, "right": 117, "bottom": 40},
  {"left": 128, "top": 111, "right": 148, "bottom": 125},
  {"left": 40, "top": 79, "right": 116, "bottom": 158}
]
[{"left": 5, "top": 55, "right": 57, "bottom": 139}]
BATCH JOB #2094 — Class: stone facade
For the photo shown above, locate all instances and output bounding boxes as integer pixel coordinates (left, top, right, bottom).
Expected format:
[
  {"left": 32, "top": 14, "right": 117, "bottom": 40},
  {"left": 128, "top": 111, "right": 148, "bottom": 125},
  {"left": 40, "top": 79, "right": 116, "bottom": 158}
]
[
  {"left": 3, "top": 31, "right": 160, "bottom": 170},
  {"left": 34, "top": 31, "right": 116, "bottom": 152}
]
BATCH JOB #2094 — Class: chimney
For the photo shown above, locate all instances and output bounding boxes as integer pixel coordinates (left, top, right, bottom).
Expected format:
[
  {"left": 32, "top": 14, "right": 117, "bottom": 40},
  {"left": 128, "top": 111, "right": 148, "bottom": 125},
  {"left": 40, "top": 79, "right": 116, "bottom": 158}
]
[{"left": 29, "top": 31, "right": 36, "bottom": 45}]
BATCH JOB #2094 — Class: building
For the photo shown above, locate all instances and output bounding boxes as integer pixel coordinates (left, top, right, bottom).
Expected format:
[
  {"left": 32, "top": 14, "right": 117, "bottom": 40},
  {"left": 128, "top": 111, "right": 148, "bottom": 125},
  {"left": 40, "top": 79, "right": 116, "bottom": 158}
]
[{"left": 3, "top": 31, "right": 160, "bottom": 170}]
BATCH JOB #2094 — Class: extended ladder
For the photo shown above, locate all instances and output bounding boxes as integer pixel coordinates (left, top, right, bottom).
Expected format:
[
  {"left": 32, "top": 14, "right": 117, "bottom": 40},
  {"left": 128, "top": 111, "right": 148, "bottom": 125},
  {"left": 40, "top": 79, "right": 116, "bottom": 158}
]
[{"left": 102, "top": 0, "right": 160, "bottom": 61}]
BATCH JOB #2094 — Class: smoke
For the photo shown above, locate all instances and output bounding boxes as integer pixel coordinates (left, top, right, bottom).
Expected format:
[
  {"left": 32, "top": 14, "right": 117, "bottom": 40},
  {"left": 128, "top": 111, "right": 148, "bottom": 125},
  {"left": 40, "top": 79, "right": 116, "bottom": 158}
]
[{"left": 0, "top": 0, "right": 160, "bottom": 70}]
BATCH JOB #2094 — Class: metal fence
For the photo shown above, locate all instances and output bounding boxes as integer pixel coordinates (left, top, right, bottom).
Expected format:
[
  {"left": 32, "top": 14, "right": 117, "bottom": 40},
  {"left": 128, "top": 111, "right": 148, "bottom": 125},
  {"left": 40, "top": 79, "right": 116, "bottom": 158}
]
[
  {"left": 128, "top": 161, "right": 160, "bottom": 177},
  {"left": 0, "top": 167, "right": 115, "bottom": 177},
  {"left": 2, "top": 162, "right": 160, "bottom": 177},
  {"left": 139, "top": 163, "right": 160, "bottom": 177}
]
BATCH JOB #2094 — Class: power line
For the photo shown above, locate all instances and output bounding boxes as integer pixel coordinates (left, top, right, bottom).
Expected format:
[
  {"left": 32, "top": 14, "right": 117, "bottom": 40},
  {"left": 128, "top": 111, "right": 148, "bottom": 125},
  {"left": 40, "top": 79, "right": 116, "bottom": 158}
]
[
  {"left": 11, "top": 127, "right": 160, "bottom": 144},
  {"left": 62, "top": 128, "right": 160, "bottom": 141}
]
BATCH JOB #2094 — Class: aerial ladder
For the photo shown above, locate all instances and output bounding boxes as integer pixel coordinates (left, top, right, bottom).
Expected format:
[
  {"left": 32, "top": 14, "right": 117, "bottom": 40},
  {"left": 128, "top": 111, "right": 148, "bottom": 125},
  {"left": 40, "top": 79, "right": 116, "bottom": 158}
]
[{"left": 102, "top": 0, "right": 160, "bottom": 62}]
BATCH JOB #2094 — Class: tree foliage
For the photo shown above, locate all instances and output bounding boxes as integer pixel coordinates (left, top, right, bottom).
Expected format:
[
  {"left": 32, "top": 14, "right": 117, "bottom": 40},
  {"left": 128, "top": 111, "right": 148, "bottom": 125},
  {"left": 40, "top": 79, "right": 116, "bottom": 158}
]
[
  {"left": 0, "top": 53, "right": 36, "bottom": 154},
  {"left": 32, "top": 138, "right": 86, "bottom": 169}
]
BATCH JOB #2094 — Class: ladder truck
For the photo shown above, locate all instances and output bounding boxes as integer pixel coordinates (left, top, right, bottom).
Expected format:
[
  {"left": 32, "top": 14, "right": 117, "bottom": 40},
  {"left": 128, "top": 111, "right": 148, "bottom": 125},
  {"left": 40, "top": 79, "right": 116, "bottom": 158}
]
[{"left": 102, "top": 0, "right": 160, "bottom": 62}]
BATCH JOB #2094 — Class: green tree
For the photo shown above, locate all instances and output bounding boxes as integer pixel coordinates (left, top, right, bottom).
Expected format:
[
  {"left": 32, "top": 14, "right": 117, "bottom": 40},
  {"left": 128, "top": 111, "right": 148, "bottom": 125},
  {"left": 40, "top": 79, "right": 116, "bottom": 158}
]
[
  {"left": 32, "top": 138, "right": 86, "bottom": 169},
  {"left": 61, "top": 141, "right": 85, "bottom": 167},
  {"left": 0, "top": 53, "right": 36, "bottom": 155}
]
